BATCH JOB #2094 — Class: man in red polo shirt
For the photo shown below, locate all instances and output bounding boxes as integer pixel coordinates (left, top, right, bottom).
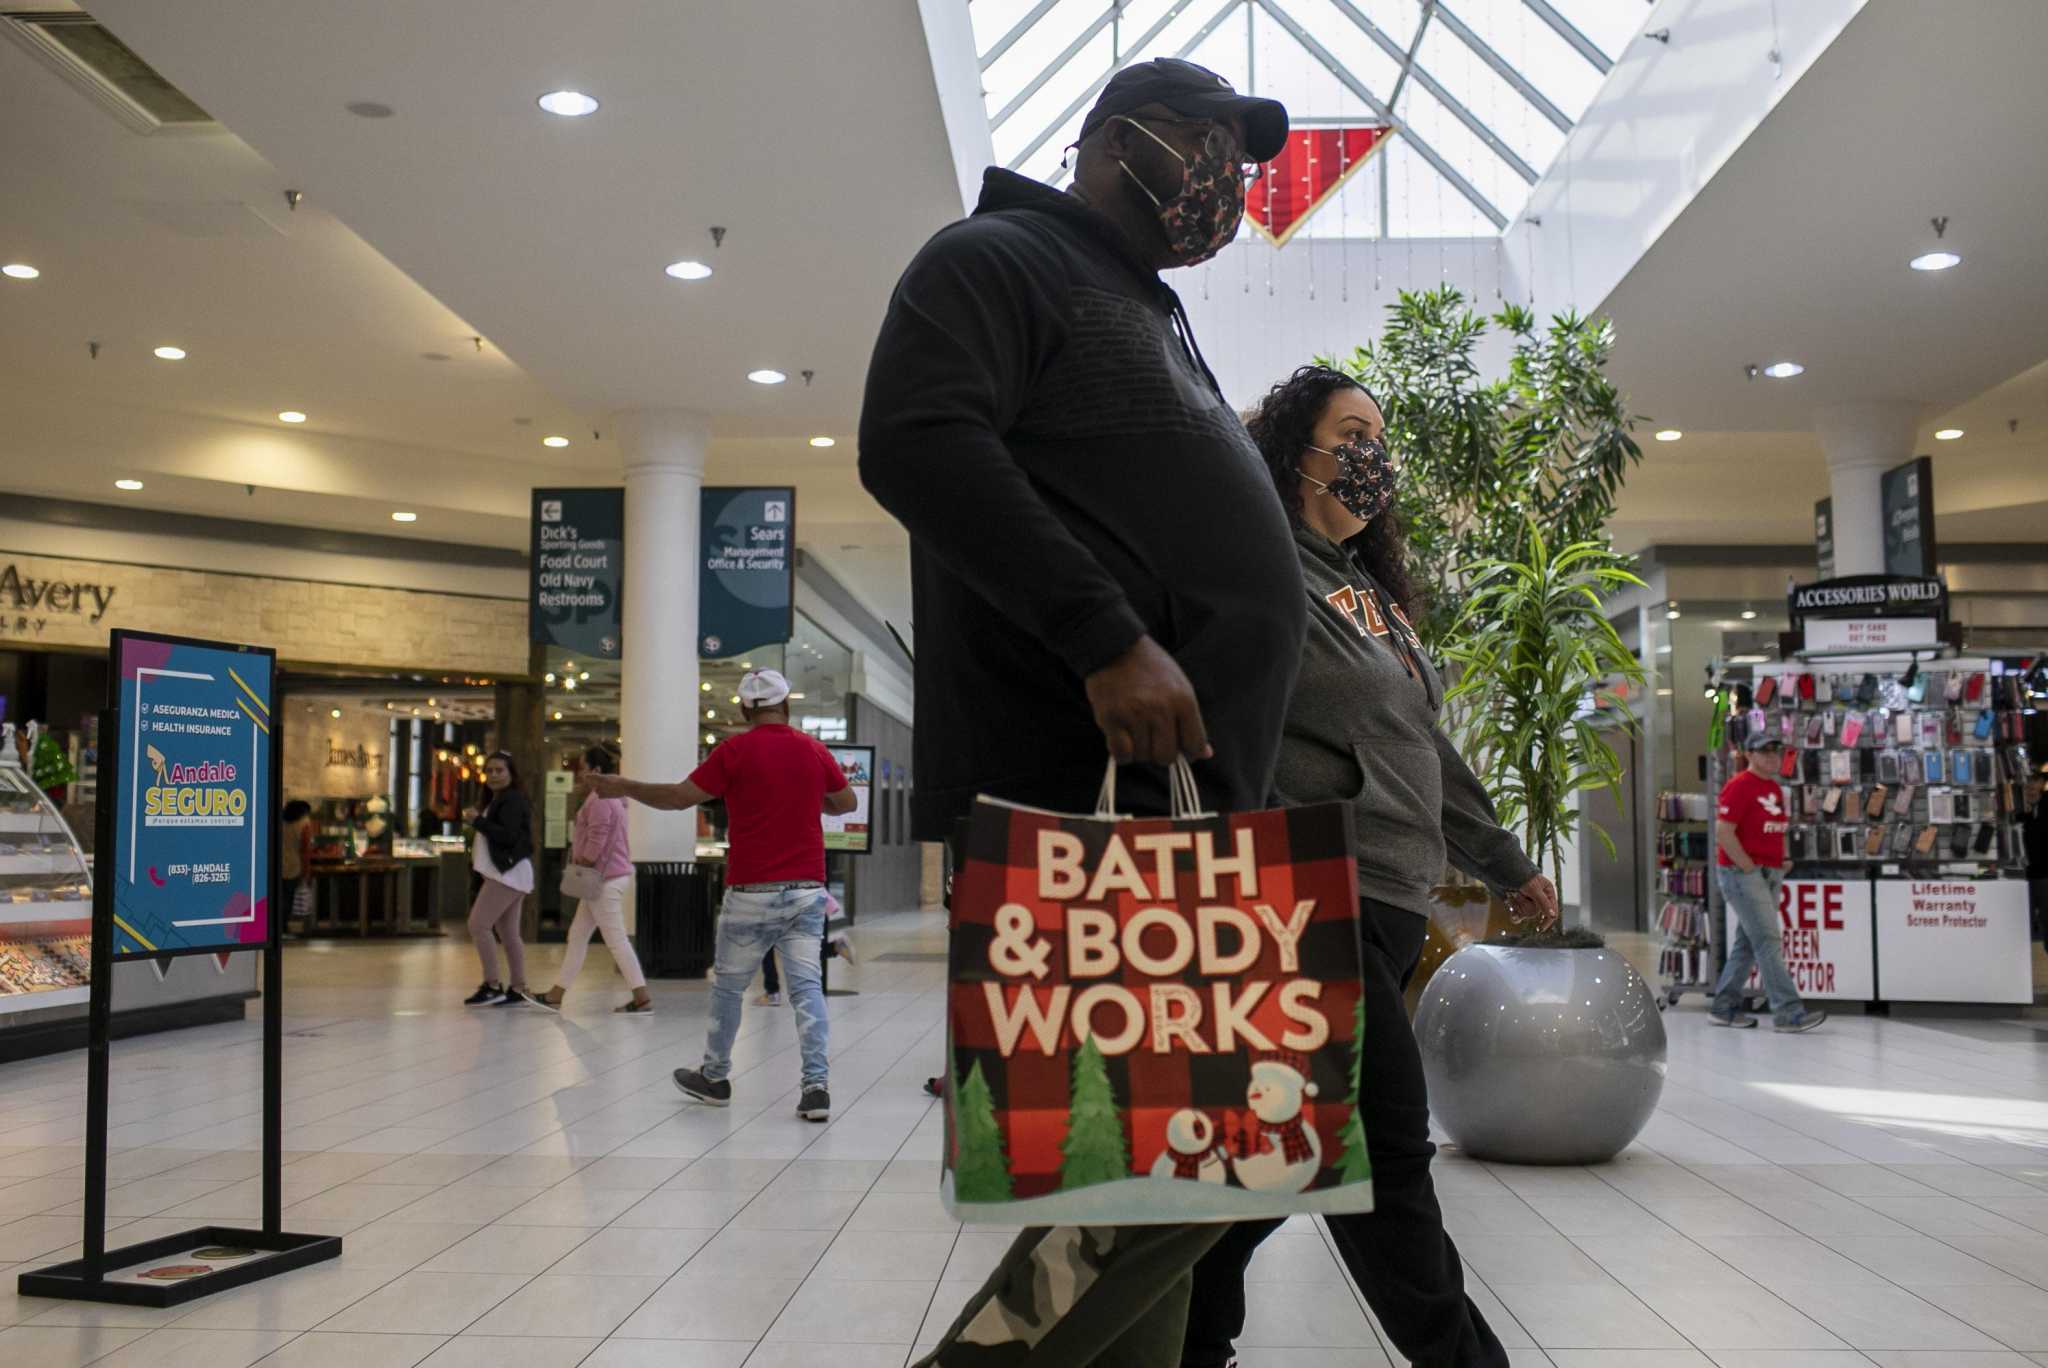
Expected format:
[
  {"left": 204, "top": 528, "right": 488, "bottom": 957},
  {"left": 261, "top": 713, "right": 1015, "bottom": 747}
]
[
  {"left": 589, "top": 668, "right": 856, "bottom": 1119},
  {"left": 1711, "top": 732, "right": 1825, "bottom": 1033}
]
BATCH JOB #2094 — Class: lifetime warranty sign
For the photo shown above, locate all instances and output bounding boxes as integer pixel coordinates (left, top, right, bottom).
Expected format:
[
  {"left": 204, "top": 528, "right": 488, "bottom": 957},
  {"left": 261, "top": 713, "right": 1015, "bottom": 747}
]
[{"left": 1787, "top": 574, "right": 1946, "bottom": 623}]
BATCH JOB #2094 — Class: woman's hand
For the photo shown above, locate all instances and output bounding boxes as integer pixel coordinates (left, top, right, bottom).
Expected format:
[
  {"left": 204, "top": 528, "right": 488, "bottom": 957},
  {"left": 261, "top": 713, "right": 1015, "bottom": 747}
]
[{"left": 1507, "top": 873, "right": 1559, "bottom": 928}]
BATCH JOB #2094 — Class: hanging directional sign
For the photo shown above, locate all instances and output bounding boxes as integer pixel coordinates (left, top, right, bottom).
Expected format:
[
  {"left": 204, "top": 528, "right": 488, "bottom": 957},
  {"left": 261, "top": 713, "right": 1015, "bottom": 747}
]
[{"left": 1247, "top": 125, "right": 1395, "bottom": 247}]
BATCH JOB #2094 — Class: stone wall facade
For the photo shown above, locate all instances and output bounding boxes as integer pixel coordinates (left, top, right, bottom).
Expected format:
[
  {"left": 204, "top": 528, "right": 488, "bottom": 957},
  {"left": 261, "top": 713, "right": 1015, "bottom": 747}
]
[{"left": 0, "top": 549, "right": 528, "bottom": 676}]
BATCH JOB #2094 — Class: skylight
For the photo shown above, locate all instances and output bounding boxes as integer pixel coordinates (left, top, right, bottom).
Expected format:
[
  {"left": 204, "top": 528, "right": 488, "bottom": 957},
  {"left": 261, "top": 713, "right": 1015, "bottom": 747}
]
[{"left": 969, "top": 0, "right": 1645, "bottom": 238}]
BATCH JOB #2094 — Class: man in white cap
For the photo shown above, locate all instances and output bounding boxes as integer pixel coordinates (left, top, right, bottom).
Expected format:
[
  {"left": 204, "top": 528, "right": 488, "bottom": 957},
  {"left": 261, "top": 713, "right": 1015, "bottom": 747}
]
[{"left": 587, "top": 667, "right": 856, "bottom": 1120}]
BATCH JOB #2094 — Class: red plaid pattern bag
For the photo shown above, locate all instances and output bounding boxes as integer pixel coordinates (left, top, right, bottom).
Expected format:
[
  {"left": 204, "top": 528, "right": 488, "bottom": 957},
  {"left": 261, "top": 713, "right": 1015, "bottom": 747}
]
[{"left": 943, "top": 761, "right": 1373, "bottom": 1225}]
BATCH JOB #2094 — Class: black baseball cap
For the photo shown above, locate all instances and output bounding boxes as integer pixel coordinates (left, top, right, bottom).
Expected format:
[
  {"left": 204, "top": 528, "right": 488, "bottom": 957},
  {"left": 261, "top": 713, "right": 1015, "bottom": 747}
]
[
  {"left": 1078, "top": 58, "right": 1289, "bottom": 162},
  {"left": 1743, "top": 732, "right": 1784, "bottom": 752}
]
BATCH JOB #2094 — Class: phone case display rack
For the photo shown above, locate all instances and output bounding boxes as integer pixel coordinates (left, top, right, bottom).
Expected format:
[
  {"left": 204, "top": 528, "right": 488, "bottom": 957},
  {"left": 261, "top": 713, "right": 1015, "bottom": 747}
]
[
  {"left": 0, "top": 731, "right": 93, "bottom": 1012},
  {"left": 1747, "top": 660, "right": 2029, "bottom": 879},
  {"left": 1655, "top": 790, "right": 1715, "bottom": 998}
]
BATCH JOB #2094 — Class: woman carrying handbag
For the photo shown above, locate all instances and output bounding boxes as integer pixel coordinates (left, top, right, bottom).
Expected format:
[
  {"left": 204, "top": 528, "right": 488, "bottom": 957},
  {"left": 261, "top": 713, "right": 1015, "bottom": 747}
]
[
  {"left": 464, "top": 751, "right": 536, "bottom": 1007},
  {"left": 535, "top": 748, "right": 652, "bottom": 1014}
]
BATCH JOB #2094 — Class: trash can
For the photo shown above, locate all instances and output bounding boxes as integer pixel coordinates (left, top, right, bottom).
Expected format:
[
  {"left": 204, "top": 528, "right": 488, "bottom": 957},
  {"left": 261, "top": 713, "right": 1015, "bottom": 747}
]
[{"left": 637, "top": 861, "right": 718, "bottom": 978}]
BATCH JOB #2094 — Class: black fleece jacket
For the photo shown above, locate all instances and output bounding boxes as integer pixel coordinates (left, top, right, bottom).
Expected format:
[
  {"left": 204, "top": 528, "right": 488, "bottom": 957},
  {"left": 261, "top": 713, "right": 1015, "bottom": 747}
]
[
  {"left": 860, "top": 169, "right": 1305, "bottom": 837},
  {"left": 471, "top": 788, "right": 534, "bottom": 873}
]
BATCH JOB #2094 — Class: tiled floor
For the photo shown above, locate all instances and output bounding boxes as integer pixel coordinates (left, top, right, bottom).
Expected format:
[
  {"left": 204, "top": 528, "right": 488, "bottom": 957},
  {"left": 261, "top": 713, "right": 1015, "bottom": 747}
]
[{"left": 7, "top": 910, "right": 2048, "bottom": 1367}]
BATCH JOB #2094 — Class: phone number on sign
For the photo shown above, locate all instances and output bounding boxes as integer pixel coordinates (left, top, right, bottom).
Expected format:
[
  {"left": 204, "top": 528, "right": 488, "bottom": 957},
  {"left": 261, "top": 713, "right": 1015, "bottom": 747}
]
[{"left": 166, "top": 863, "right": 234, "bottom": 885}]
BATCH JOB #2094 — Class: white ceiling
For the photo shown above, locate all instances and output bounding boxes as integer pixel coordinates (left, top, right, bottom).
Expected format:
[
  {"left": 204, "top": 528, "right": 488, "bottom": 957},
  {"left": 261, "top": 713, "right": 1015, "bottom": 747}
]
[
  {"left": 2, "top": 0, "right": 2044, "bottom": 650},
  {"left": 1600, "top": 0, "right": 2048, "bottom": 551}
]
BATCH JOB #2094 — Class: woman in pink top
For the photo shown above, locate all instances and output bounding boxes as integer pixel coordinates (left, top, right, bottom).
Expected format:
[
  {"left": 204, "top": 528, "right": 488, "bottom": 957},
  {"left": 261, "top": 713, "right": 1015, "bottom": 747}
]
[{"left": 535, "top": 748, "right": 652, "bottom": 1014}]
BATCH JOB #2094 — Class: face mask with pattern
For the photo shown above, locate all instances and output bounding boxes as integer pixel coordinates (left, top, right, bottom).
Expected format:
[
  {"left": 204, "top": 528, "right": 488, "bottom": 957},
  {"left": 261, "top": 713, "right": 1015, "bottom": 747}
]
[
  {"left": 1302, "top": 436, "right": 1397, "bottom": 524},
  {"left": 1114, "top": 116, "right": 1248, "bottom": 267}
]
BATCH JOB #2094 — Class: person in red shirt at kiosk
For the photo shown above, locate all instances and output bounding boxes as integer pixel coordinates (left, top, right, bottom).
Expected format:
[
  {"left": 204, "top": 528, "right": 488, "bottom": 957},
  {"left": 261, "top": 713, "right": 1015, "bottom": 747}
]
[
  {"left": 587, "top": 669, "right": 858, "bottom": 1120},
  {"left": 1711, "top": 732, "right": 1826, "bottom": 1032}
]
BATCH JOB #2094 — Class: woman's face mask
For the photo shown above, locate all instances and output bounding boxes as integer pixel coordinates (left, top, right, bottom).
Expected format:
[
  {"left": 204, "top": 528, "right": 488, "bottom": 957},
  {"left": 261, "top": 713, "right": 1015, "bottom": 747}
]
[
  {"left": 1302, "top": 436, "right": 1396, "bottom": 524},
  {"left": 1115, "top": 116, "right": 1250, "bottom": 267}
]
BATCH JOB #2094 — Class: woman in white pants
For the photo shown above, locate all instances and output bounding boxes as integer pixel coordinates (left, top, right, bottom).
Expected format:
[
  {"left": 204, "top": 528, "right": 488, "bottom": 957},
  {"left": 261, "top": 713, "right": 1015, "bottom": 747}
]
[{"left": 536, "top": 747, "right": 652, "bottom": 1014}]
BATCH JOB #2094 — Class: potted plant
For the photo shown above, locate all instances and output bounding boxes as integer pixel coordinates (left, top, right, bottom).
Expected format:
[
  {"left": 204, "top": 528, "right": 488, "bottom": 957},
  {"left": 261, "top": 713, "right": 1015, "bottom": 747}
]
[
  {"left": 1410, "top": 528, "right": 1665, "bottom": 1163},
  {"left": 1332, "top": 287, "right": 1666, "bottom": 1163}
]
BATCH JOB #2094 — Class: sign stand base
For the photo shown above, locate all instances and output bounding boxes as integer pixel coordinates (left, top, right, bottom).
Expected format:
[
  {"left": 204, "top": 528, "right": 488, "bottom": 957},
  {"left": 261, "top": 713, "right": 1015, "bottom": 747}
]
[{"left": 18, "top": 1225, "right": 341, "bottom": 1308}]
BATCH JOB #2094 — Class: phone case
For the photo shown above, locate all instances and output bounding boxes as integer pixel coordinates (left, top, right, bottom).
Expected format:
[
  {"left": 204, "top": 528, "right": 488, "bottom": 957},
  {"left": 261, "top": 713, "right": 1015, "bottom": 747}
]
[
  {"left": 1929, "top": 788, "right": 1956, "bottom": 824},
  {"left": 1863, "top": 784, "right": 1888, "bottom": 820},
  {"left": 1822, "top": 786, "right": 1844, "bottom": 816},
  {"left": 1837, "top": 827, "right": 1863, "bottom": 860},
  {"left": 1863, "top": 825, "right": 1887, "bottom": 857},
  {"left": 1896, "top": 711, "right": 1914, "bottom": 744},
  {"left": 1755, "top": 676, "right": 1777, "bottom": 707},
  {"left": 1781, "top": 712, "right": 1799, "bottom": 742},
  {"left": 1976, "top": 710, "right": 1996, "bottom": 740},
  {"left": 1830, "top": 751, "right": 1854, "bottom": 784},
  {"left": 1908, "top": 673, "right": 1928, "bottom": 703},
  {"left": 1966, "top": 672, "right": 1985, "bottom": 702},
  {"left": 1858, "top": 673, "right": 1880, "bottom": 704},
  {"left": 1915, "top": 826, "right": 1940, "bottom": 855},
  {"left": 1889, "top": 823, "right": 1914, "bottom": 858},
  {"left": 1924, "top": 750, "right": 1945, "bottom": 783},
  {"left": 1840, "top": 711, "right": 1866, "bottom": 747},
  {"left": 1802, "top": 750, "right": 1822, "bottom": 785},
  {"left": 1804, "top": 716, "right": 1824, "bottom": 747},
  {"left": 1877, "top": 753, "right": 1900, "bottom": 785},
  {"left": 1779, "top": 747, "right": 1799, "bottom": 779},
  {"left": 1798, "top": 673, "right": 1816, "bottom": 704},
  {"left": 1788, "top": 827, "right": 1809, "bottom": 861},
  {"left": 1816, "top": 675, "right": 1835, "bottom": 703},
  {"left": 1946, "top": 712, "right": 1964, "bottom": 747},
  {"left": 1950, "top": 825, "right": 1972, "bottom": 858},
  {"left": 1946, "top": 672, "right": 1965, "bottom": 703},
  {"left": 1954, "top": 791, "right": 1973, "bottom": 822},
  {"left": 1975, "top": 822, "right": 1997, "bottom": 855},
  {"left": 1891, "top": 781, "right": 1916, "bottom": 818},
  {"left": 1920, "top": 713, "right": 1942, "bottom": 749},
  {"left": 1804, "top": 786, "right": 1823, "bottom": 817},
  {"left": 1953, "top": 751, "right": 1973, "bottom": 786}
]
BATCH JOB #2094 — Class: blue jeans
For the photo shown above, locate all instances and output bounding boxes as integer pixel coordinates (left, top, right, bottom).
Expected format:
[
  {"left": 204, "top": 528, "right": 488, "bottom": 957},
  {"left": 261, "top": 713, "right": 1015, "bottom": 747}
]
[
  {"left": 1712, "top": 866, "right": 1808, "bottom": 1026},
  {"left": 702, "top": 886, "right": 829, "bottom": 1091}
]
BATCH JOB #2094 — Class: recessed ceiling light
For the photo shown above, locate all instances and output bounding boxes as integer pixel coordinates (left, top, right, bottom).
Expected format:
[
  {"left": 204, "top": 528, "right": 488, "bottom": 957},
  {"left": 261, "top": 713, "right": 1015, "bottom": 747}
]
[
  {"left": 114, "top": 478, "right": 144, "bottom": 491},
  {"left": 1, "top": 263, "right": 38, "bottom": 280},
  {"left": 1762, "top": 361, "right": 1803, "bottom": 379},
  {"left": 665, "top": 260, "right": 713, "bottom": 281},
  {"left": 809, "top": 436, "right": 836, "bottom": 448},
  {"left": 153, "top": 346, "right": 186, "bottom": 361},
  {"left": 345, "top": 101, "right": 395, "bottom": 118},
  {"left": 1666, "top": 607, "right": 1681, "bottom": 620},
  {"left": 542, "top": 435, "right": 570, "bottom": 448},
  {"left": 1910, "top": 251, "right": 1961, "bottom": 272},
  {"left": 1740, "top": 609, "right": 1758, "bottom": 620},
  {"left": 278, "top": 410, "right": 307, "bottom": 424},
  {"left": 537, "top": 90, "right": 598, "bottom": 117},
  {"left": 391, "top": 510, "right": 418, "bottom": 522},
  {"left": 747, "top": 369, "right": 787, "bottom": 385},
  {"left": 1654, "top": 429, "right": 1682, "bottom": 442},
  {"left": 1934, "top": 428, "right": 1963, "bottom": 441}
]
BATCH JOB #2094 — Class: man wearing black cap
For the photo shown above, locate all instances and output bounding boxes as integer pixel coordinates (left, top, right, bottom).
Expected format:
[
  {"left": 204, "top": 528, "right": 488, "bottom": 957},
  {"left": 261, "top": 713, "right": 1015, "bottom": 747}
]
[
  {"left": 861, "top": 58, "right": 1306, "bottom": 1368},
  {"left": 1712, "top": 732, "right": 1826, "bottom": 1032}
]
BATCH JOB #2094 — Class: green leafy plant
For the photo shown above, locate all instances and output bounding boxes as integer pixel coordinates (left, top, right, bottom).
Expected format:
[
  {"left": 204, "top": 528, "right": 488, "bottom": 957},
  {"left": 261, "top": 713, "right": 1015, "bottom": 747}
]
[
  {"left": 1444, "top": 525, "right": 1647, "bottom": 946},
  {"left": 1326, "top": 287, "right": 1645, "bottom": 651}
]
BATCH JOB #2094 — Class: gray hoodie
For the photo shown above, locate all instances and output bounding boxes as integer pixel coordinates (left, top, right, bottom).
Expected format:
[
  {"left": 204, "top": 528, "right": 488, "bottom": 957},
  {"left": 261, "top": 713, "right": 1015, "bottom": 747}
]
[{"left": 1278, "top": 525, "right": 1540, "bottom": 916}]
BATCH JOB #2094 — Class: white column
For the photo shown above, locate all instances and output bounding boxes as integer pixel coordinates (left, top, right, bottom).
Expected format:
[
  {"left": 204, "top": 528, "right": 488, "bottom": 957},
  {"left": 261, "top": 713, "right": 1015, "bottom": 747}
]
[
  {"left": 1814, "top": 401, "right": 1922, "bottom": 578},
  {"left": 614, "top": 409, "right": 707, "bottom": 861}
]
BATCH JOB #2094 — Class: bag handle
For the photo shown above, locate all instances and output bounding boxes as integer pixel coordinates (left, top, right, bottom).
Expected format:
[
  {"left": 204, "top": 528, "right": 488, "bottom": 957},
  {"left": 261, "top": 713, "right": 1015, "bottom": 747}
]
[{"left": 1096, "top": 757, "right": 1211, "bottom": 820}]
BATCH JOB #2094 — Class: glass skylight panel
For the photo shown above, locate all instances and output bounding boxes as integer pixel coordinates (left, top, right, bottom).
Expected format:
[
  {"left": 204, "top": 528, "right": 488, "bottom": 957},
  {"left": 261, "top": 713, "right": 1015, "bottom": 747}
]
[{"left": 970, "top": 0, "right": 1640, "bottom": 237}]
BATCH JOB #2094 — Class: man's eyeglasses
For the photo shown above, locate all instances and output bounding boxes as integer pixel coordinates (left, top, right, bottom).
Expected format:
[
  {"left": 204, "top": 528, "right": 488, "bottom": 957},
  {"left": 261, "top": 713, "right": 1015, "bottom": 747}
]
[{"left": 1137, "top": 116, "right": 1266, "bottom": 187}]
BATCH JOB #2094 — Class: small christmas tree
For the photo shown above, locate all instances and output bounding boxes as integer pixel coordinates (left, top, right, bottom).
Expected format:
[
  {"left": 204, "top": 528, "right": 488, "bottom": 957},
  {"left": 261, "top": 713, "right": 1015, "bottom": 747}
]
[
  {"left": 1336, "top": 994, "right": 1372, "bottom": 1184},
  {"left": 952, "top": 1060, "right": 1013, "bottom": 1203},
  {"left": 1059, "top": 1035, "right": 1130, "bottom": 1191}
]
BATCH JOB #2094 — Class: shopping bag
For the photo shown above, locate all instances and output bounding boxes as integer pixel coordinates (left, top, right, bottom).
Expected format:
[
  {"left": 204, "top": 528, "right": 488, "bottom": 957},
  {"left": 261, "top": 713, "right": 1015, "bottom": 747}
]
[{"left": 943, "top": 759, "right": 1371, "bottom": 1225}]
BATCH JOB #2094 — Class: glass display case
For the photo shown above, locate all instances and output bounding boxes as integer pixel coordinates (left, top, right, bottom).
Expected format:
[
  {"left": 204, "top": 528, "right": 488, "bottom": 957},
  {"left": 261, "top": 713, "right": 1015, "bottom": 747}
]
[{"left": 0, "top": 728, "right": 93, "bottom": 1014}]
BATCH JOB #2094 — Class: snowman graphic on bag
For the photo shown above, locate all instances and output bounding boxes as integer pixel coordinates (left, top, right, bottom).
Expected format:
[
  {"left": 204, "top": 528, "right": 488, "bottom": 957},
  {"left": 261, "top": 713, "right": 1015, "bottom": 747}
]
[
  {"left": 1150, "top": 1108, "right": 1230, "bottom": 1184},
  {"left": 1230, "top": 1053, "right": 1324, "bottom": 1193}
]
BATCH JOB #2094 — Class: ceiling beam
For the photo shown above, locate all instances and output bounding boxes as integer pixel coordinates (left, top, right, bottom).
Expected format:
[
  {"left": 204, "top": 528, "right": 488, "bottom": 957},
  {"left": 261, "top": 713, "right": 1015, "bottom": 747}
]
[
  {"left": 1325, "top": 0, "right": 1537, "bottom": 183},
  {"left": 1020, "top": 0, "right": 1233, "bottom": 176},
  {"left": 980, "top": 0, "right": 1067, "bottom": 72},
  {"left": 1434, "top": 1, "right": 1573, "bottom": 133},
  {"left": 1522, "top": 0, "right": 1612, "bottom": 75},
  {"left": 1251, "top": 0, "right": 1507, "bottom": 226},
  {"left": 1386, "top": 0, "right": 1435, "bottom": 109},
  {"left": 992, "top": 3, "right": 1120, "bottom": 130}
]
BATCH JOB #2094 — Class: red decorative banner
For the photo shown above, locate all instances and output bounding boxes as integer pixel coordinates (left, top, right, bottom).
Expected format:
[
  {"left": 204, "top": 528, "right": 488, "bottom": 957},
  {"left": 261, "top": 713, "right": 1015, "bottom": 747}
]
[{"left": 1247, "top": 125, "right": 1395, "bottom": 247}]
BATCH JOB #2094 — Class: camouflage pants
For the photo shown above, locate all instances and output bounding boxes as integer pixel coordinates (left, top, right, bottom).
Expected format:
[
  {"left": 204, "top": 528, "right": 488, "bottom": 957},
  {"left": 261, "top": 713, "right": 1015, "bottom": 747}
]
[{"left": 914, "top": 1223, "right": 1226, "bottom": 1367}]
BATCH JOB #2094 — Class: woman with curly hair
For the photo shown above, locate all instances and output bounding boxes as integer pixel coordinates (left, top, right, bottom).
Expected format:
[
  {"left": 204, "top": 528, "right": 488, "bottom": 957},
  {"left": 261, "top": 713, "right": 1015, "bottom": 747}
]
[{"left": 1179, "top": 365, "right": 1557, "bottom": 1368}]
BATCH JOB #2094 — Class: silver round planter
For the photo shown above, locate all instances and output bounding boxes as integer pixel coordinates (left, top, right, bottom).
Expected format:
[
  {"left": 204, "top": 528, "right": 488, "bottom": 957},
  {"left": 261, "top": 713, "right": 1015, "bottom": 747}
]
[{"left": 1413, "top": 944, "right": 1667, "bottom": 1165}]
